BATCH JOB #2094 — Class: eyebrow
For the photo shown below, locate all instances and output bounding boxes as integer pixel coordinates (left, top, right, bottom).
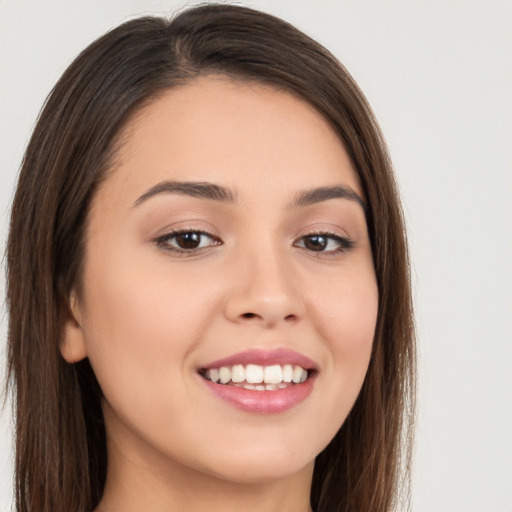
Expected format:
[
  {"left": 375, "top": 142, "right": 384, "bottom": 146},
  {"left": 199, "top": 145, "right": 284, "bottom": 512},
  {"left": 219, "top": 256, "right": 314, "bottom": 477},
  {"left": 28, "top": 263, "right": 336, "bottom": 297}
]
[
  {"left": 133, "top": 180, "right": 366, "bottom": 212},
  {"left": 133, "top": 180, "right": 236, "bottom": 207},
  {"left": 290, "top": 185, "right": 366, "bottom": 211}
]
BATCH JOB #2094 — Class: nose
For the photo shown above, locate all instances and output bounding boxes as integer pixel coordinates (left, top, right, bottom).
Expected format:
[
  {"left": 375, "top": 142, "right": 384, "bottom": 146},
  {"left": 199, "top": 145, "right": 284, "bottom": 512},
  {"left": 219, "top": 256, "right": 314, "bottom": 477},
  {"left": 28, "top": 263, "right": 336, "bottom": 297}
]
[{"left": 224, "top": 247, "right": 305, "bottom": 328}]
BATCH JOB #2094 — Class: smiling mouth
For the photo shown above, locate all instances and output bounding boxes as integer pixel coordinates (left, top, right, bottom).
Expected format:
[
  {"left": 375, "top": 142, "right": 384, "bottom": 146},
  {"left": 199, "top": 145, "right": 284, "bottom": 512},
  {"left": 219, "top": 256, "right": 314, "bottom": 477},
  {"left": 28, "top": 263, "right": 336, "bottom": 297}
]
[{"left": 199, "top": 363, "right": 311, "bottom": 391}]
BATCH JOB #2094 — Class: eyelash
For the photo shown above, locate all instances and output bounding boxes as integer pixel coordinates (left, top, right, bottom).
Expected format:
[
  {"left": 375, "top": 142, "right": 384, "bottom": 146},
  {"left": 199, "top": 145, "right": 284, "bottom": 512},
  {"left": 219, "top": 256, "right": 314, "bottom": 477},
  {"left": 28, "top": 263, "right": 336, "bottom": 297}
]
[
  {"left": 154, "top": 229, "right": 354, "bottom": 256},
  {"left": 293, "top": 231, "right": 355, "bottom": 255},
  {"left": 154, "top": 229, "right": 222, "bottom": 255}
]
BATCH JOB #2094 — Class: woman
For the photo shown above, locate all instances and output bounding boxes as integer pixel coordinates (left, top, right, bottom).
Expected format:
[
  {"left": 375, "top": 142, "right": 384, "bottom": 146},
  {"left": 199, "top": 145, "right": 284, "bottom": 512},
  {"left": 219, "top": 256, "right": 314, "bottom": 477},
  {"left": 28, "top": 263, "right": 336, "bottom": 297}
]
[{"left": 6, "top": 4, "right": 415, "bottom": 512}]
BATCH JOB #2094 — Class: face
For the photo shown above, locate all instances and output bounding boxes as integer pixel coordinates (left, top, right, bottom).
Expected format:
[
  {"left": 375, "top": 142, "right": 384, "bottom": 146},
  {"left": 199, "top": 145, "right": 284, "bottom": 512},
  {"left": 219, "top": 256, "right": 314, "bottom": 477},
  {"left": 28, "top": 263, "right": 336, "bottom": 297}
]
[{"left": 63, "top": 77, "right": 378, "bottom": 486}]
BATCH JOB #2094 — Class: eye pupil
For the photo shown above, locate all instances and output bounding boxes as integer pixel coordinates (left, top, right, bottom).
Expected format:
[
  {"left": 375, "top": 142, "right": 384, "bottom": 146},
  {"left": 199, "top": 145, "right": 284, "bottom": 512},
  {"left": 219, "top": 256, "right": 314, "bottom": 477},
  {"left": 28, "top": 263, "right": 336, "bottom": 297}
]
[
  {"left": 176, "top": 232, "right": 201, "bottom": 249},
  {"left": 304, "top": 235, "right": 327, "bottom": 251}
]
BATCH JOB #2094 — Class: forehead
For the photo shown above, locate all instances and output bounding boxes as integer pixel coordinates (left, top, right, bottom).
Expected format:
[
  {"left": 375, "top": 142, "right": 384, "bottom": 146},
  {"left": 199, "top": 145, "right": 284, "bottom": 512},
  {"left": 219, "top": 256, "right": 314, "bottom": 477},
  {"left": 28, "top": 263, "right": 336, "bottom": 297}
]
[{"left": 99, "top": 76, "right": 361, "bottom": 207}]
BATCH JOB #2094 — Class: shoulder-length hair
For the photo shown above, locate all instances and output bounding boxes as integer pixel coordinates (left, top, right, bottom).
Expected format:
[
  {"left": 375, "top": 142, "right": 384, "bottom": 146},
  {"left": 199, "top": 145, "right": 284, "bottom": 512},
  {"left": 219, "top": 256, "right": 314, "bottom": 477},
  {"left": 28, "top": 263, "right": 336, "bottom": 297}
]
[{"left": 6, "top": 4, "right": 415, "bottom": 512}]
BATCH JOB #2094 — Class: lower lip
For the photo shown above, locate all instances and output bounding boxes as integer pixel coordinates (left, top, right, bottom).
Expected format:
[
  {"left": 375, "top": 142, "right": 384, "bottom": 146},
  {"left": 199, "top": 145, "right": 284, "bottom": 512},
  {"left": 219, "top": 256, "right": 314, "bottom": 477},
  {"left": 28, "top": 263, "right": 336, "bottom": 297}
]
[{"left": 201, "top": 375, "right": 316, "bottom": 414}]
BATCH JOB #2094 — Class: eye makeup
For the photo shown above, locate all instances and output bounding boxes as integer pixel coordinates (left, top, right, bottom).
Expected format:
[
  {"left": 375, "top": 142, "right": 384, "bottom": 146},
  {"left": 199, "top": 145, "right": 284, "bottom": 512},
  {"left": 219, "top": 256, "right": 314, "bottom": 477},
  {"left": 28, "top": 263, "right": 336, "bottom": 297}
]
[{"left": 154, "top": 229, "right": 222, "bottom": 254}]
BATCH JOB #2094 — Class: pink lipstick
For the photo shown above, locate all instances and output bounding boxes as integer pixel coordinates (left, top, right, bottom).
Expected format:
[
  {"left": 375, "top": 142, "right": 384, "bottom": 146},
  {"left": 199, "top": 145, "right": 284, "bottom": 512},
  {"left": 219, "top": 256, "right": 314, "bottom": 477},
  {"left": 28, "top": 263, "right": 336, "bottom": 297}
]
[
  {"left": 201, "top": 348, "right": 316, "bottom": 370},
  {"left": 197, "top": 348, "right": 317, "bottom": 414}
]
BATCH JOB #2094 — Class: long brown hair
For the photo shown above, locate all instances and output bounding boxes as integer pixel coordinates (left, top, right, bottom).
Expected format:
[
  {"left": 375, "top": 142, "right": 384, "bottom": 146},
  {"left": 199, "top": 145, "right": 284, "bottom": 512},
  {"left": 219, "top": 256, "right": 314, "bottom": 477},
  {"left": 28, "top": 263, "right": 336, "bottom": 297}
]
[{"left": 6, "top": 4, "right": 415, "bottom": 511}]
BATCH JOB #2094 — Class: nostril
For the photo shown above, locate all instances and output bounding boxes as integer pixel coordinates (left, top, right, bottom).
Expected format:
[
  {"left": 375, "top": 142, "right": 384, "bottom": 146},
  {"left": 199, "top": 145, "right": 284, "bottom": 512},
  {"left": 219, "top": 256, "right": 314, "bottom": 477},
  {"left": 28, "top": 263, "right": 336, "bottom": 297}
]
[{"left": 242, "top": 313, "right": 256, "bottom": 319}]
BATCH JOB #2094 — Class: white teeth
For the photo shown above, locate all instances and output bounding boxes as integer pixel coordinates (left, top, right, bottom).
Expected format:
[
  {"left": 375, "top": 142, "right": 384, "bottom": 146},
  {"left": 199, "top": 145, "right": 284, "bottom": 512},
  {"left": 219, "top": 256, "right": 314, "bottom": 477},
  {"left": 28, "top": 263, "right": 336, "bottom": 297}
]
[
  {"left": 219, "top": 366, "right": 231, "bottom": 384},
  {"left": 282, "top": 364, "right": 293, "bottom": 382},
  {"left": 231, "top": 364, "right": 245, "bottom": 383},
  {"left": 292, "top": 365, "right": 304, "bottom": 383},
  {"left": 209, "top": 368, "right": 220, "bottom": 383},
  {"left": 235, "top": 382, "right": 290, "bottom": 391},
  {"left": 245, "top": 364, "right": 264, "bottom": 384},
  {"left": 264, "top": 364, "right": 283, "bottom": 384},
  {"left": 204, "top": 363, "right": 311, "bottom": 388}
]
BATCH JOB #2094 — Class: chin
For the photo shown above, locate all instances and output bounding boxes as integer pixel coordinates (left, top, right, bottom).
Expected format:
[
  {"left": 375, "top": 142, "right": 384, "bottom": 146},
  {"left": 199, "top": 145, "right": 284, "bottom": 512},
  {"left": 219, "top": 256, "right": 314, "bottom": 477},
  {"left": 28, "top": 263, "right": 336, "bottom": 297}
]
[
  {"left": 205, "top": 455, "right": 315, "bottom": 485},
  {"left": 189, "top": 435, "right": 320, "bottom": 485}
]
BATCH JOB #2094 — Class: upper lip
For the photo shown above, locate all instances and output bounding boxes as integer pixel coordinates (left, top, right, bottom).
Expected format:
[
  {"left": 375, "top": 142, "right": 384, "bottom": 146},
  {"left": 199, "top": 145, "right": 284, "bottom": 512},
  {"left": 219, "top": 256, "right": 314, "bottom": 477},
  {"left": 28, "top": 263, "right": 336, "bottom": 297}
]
[{"left": 199, "top": 348, "right": 317, "bottom": 371}]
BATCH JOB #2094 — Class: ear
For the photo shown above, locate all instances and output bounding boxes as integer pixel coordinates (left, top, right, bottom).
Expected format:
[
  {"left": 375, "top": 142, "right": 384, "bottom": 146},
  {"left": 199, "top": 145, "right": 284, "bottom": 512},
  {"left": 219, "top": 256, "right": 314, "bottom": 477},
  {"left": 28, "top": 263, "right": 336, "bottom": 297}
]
[{"left": 60, "top": 290, "right": 88, "bottom": 363}]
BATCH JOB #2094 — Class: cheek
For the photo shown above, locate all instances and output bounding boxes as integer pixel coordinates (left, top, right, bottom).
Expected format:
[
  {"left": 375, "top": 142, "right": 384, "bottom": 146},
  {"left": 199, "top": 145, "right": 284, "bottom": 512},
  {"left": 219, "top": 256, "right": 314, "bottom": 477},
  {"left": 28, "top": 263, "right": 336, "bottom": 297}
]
[
  {"left": 309, "top": 263, "right": 378, "bottom": 412},
  {"left": 313, "top": 261, "right": 378, "bottom": 353},
  {"left": 79, "top": 248, "right": 221, "bottom": 413}
]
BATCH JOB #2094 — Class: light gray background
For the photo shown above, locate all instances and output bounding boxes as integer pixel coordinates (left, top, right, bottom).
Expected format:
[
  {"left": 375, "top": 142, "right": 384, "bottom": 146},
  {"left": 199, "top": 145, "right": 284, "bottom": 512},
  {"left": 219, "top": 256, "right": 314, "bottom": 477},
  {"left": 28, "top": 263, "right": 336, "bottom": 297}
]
[{"left": 1, "top": 1, "right": 511, "bottom": 511}]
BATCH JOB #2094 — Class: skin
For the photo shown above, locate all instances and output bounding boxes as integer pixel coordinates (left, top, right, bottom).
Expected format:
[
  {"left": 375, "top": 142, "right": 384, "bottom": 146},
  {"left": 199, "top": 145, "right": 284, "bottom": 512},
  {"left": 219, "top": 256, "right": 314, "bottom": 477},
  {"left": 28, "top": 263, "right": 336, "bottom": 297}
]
[{"left": 62, "top": 76, "right": 379, "bottom": 512}]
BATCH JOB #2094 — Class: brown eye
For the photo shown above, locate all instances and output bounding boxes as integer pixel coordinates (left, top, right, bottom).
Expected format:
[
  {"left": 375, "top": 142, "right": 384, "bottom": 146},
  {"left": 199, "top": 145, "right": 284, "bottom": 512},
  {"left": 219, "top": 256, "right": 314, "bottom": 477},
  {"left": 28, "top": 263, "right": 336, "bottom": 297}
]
[
  {"left": 303, "top": 235, "right": 328, "bottom": 251},
  {"left": 175, "top": 232, "right": 202, "bottom": 249},
  {"left": 295, "top": 233, "right": 355, "bottom": 254},
  {"left": 157, "top": 231, "right": 221, "bottom": 252}
]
